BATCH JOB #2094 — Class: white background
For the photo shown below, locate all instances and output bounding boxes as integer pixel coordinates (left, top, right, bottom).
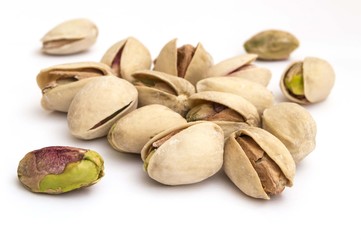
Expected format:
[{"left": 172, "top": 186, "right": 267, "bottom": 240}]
[{"left": 1, "top": 0, "right": 360, "bottom": 239}]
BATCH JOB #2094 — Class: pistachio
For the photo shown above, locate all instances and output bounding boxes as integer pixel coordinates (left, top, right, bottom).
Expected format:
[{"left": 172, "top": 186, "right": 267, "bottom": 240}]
[
  {"left": 17, "top": 146, "right": 104, "bottom": 194},
  {"left": 36, "top": 62, "right": 113, "bottom": 112},
  {"left": 224, "top": 127, "right": 296, "bottom": 199},
  {"left": 108, "top": 104, "right": 187, "bottom": 154},
  {"left": 262, "top": 102, "right": 317, "bottom": 163},
  {"left": 153, "top": 38, "right": 213, "bottom": 86},
  {"left": 100, "top": 37, "right": 152, "bottom": 82},
  {"left": 244, "top": 30, "right": 299, "bottom": 60},
  {"left": 141, "top": 121, "right": 224, "bottom": 185},
  {"left": 67, "top": 76, "right": 138, "bottom": 140},
  {"left": 280, "top": 57, "right": 335, "bottom": 104},
  {"left": 41, "top": 18, "right": 98, "bottom": 55}
]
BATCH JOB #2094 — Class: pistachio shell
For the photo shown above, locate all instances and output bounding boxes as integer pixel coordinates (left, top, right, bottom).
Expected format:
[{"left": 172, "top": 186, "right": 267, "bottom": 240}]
[
  {"left": 212, "top": 121, "right": 250, "bottom": 139},
  {"left": 141, "top": 121, "right": 224, "bottom": 185},
  {"left": 101, "top": 37, "right": 152, "bottom": 82},
  {"left": 108, "top": 104, "right": 186, "bottom": 154},
  {"left": 67, "top": 76, "right": 138, "bottom": 140},
  {"left": 41, "top": 18, "right": 98, "bottom": 55}
]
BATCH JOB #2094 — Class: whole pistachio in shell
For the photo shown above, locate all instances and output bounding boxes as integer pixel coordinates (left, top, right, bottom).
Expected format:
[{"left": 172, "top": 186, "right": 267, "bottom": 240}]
[
  {"left": 197, "top": 77, "right": 274, "bottom": 114},
  {"left": 108, "top": 104, "right": 187, "bottom": 154},
  {"left": 100, "top": 37, "right": 151, "bottom": 82},
  {"left": 224, "top": 127, "right": 296, "bottom": 200},
  {"left": 186, "top": 91, "right": 260, "bottom": 127},
  {"left": 244, "top": 30, "right": 299, "bottom": 60},
  {"left": 262, "top": 102, "right": 317, "bottom": 163},
  {"left": 67, "top": 76, "right": 138, "bottom": 140},
  {"left": 141, "top": 121, "right": 224, "bottom": 185},
  {"left": 17, "top": 146, "right": 104, "bottom": 194},
  {"left": 206, "top": 54, "right": 271, "bottom": 86},
  {"left": 41, "top": 18, "right": 98, "bottom": 55},
  {"left": 280, "top": 57, "right": 335, "bottom": 104},
  {"left": 133, "top": 70, "right": 195, "bottom": 116},
  {"left": 153, "top": 38, "right": 213, "bottom": 86},
  {"left": 36, "top": 62, "right": 113, "bottom": 112}
]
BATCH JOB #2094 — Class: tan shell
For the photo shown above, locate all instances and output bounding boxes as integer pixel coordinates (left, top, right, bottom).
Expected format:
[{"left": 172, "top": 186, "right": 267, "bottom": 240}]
[
  {"left": 153, "top": 38, "right": 213, "bottom": 86},
  {"left": 100, "top": 37, "right": 152, "bottom": 82},
  {"left": 280, "top": 57, "right": 335, "bottom": 104},
  {"left": 206, "top": 54, "right": 271, "bottom": 86},
  {"left": 133, "top": 70, "right": 196, "bottom": 116},
  {"left": 196, "top": 77, "right": 274, "bottom": 114},
  {"left": 224, "top": 127, "right": 296, "bottom": 199},
  {"left": 108, "top": 104, "right": 186, "bottom": 154},
  {"left": 262, "top": 102, "right": 317, "bottom": 163},
  {"left": 41, "top": 18, "right": 98, "bottom": 55},
  {"left": 212, "top": 121, "right": 250, "bottom": 139},
  {"left": 67, "top": 76, "right": 138, "bottom": 140},
  {"left": 36, "top": 62, "right": 113, "bottom": 112},
  {"left": 141, "top": 121, "right": 224, "bottom": 185},
  {"left": 187, "top": 91, "right": 260, "bottom": 127}
]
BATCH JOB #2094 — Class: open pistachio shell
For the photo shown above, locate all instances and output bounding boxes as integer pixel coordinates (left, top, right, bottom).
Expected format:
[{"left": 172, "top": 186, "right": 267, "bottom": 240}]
[
  {"left": 280, "top": 57, "right": 335, "bottom": 104},
  {"left": 212, "top": 121, "right": 250, "bottom": 140},
  {"left": 153, "top": 38, "right": 213, "bottom": 86},
  {"left": 41, "top": 18, "right": 98, "bottom": 55},
  {"left": 133, "top": 70, "right": 195, "bottom": 116},
  {"left": 108, "top": 104, "right": 186, "bottom": 154},
  {"left": 67, "top": 76, "right": 138, "bottom": 140},
  {"left": 100, "top": 37, "right": 152, "bottom": 82},
  {"left": 196, "top": 77, "right": 274, "bottom": 114},
  {"left": 224, "top": 127, "right": 296, "bottom": 199},
  {"left": 141, "top": 121, "right": 224, "bottom": 185},
  {"left": 206, "top": 54, "right": 271, "bottom": 86},
  {"left": 36, "top": 62, "right": 113, "bottom": 112}
]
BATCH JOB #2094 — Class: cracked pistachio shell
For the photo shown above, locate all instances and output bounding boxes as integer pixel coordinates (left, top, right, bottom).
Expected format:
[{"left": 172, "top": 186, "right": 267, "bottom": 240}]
[
  {"left": 187, "top": 91, "right": 260, "bottom": 127},
  {"left": 153, "top": 38, "right": 213, "bottom": 86},
  {"left": 100, "top": 37, "right": 151, "bottom": 82},
  {"left": 36, "top": 62, "right": 113, "bottom": 112},
  {"left": 133, "top": 70, "right": 195, "bottom": 117},
  {"left": 67, "top": 76, "right": 138, "bottom": 140},
  {"left": 108, "top": 104, "right": 186, "bottom": 154},
  {"left": 206, "top": 54, "right": 271, "bottom": 86},
  {"left": 41, "top": 18, "right": 98, "bottom": 55},
  {"left": 224, "top": 127, "right": 296, "bottom": 199},
  {"left": 212, "top": 121, "right": 250, "bottom": 140},
  {"left": 141, "top": 121, "right": 224, "bottom": 185},
  {"left": 280, "top": 57, "right": 335, "bottom": 104},
  {"left": 197, "top": 77, "right": 274, "bottom": 114},
  {"left": 17, "top": 146, "right": 104, "bottom": 194},
  {"left": 262, "top": 102, "right": 317, "bottom": 163}
]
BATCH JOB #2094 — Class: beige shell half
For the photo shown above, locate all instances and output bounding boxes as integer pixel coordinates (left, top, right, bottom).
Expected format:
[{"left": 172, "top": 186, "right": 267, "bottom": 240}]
[
  {"left": 188, "top": 91, "right": 260, "bottom": 127},
  {"left": 133, "top": 70, "right": 196, "bottom": 116},
  {"left": 196, "top": 77, "right": 274, "bottom": 114},
  {"left": 67, "top": 76, "right": 138, "bottom": 140},
  {"left": 212, "top": 121, "right": 250, "bottom": 139},
  {"left": 224, "top": 127, "right": 296, "bottom": 199},
  {"left": 280, "top": 57, "right": 335, "bottom": 104},
  {"left": 100, "top": 37, "right": 152, "bottom": 82},
  {"left": 262, "top": 102, "right": 317, "bottom": 163},
  {"left": 108, "top": 104, "right": 186, "bottom": 154},
  {"left": 41, "top": 18, "right": 98, "bottom": 55},
  {"left": 141, "top": 121, "right": 224, "bottom": 185}
]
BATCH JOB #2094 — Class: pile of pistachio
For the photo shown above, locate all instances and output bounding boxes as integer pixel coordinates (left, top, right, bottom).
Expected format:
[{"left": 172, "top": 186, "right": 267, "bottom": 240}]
[{"left": 18, "top": 18, "right": 335, "bottom": 199}]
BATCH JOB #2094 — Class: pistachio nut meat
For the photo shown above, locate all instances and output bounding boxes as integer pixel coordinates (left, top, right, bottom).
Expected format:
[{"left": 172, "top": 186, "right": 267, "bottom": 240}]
[
  {"left": 153, "top": 38, "right": 213, "bottom": 86},
  {"left": 108, "top": 104, "right": 187, "bottom": 154},
  {"left": 17, "top": 146, "right": 104, "bottom": 194},
  {"left": 141, "top": 121, "right": 224, "bottom": 185},
  {"left": 133, "top": 70, "right": 195, "bottom": 116},
  {"left": 36, "top": 62, "right": 113, "bottom": 112},
  {"left": 67, "top": 76, "right": 138, "bottom": 140},
  {"left": 100, "top": 37, "right": 152, "bottom": 82},
  {"left": 280, "top": 57, "right": 335, "bottom": 104},
  {"left": 262, "top": 102, "right": 317, "bottom": 163},
  {"left": 224, "top": 127, "right": 296, "bottom": 200},
  {"left": 206, "top": 54, "right": 271, "bottom": 86},
  {"left": 41, "top": 18, "right": 98, "bottom": 55}
]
